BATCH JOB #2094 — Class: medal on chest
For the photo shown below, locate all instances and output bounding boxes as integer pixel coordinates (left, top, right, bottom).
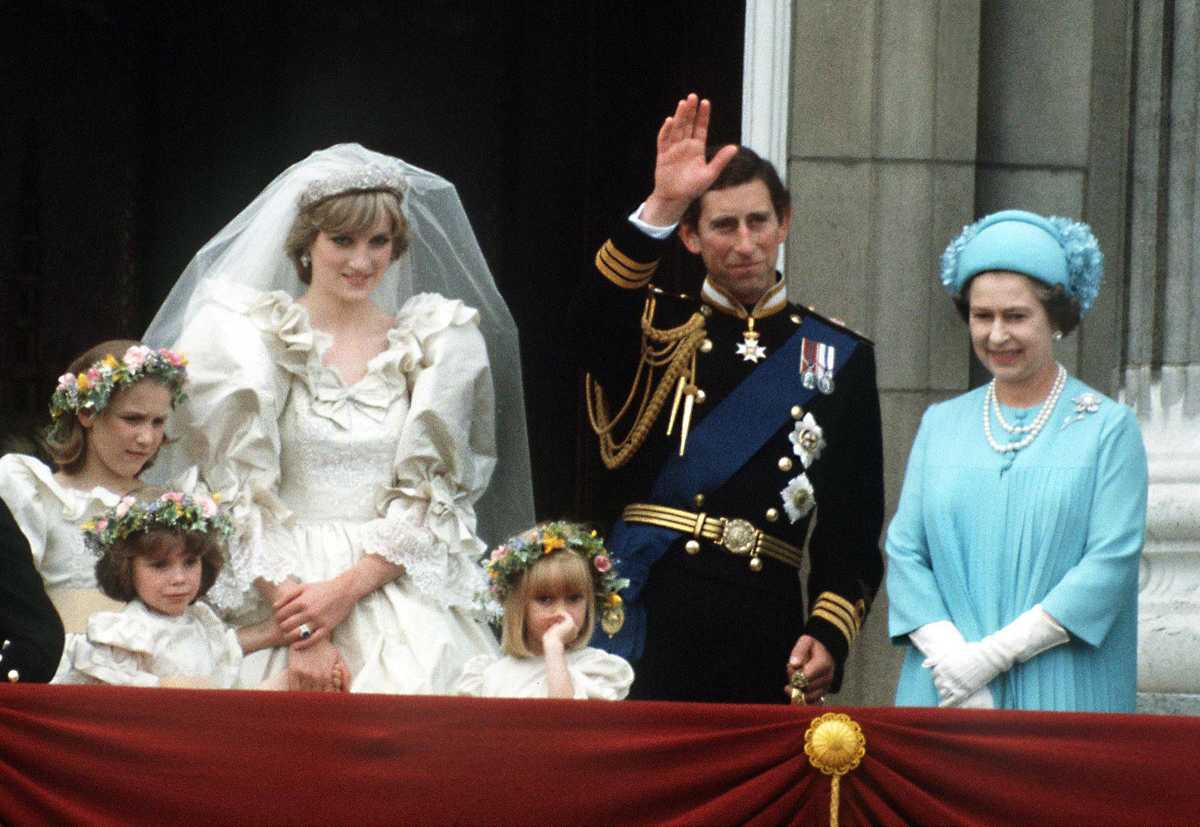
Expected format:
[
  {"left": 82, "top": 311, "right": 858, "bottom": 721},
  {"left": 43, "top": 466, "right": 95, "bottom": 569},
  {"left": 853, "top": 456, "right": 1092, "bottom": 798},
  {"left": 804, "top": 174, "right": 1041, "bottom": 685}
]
[
  {"left": 736, "top": 317, "right": 768, "bottom": 363},
  {"left": 800, "top": 338, "right": 836, "bottom": 394}
]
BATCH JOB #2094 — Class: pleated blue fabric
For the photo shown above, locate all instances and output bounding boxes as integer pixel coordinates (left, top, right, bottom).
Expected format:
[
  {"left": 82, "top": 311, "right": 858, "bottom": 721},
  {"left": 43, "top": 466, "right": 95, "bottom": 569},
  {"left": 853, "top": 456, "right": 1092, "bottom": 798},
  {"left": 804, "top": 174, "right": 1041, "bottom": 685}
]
[{"left": 887, "top": 376, "right": 1147, "bottom": 711}]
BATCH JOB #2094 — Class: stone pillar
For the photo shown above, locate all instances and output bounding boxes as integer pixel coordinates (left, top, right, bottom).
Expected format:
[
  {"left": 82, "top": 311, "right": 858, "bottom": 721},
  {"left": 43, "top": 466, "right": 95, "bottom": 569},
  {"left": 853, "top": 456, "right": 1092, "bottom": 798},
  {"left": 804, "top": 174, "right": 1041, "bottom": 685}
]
[
  {"left": 787, "top": 0, "right": 982, "bottom": 706},
  {"left": 785, "top": 0, "right": 1136, "bottom": 707},
  {"left": 1125, "top": 0, "right": 1200, "bottom": 715},
  {"left": 973, "top": 0, "right": 1132, "bottom": 394}
]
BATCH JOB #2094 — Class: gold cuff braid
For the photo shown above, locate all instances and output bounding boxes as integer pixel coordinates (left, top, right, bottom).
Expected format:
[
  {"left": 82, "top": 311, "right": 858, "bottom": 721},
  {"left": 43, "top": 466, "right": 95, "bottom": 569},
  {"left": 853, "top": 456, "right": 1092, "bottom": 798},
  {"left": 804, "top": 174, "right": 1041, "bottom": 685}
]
[
  {"left": 585, "top": 295, "right": 707, "bottom": 470},
  {"left": 621, "top": 503, "right": 805, "bottom": 570}
]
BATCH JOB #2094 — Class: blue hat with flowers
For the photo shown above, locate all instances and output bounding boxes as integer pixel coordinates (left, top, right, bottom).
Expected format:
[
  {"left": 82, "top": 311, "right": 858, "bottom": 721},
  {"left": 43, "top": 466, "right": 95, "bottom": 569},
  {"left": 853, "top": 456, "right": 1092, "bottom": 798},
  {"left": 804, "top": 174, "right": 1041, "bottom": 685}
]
[{"left": 939, "top": 209, "right": 1104, "bottom": 315}]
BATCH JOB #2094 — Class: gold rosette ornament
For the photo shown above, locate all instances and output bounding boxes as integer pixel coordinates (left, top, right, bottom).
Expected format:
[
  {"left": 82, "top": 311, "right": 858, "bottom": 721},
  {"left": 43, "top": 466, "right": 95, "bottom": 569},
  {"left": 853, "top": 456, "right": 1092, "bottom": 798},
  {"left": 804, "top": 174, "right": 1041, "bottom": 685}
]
[{"left": 804, "top": 713, "right": 866, "bottom": 827}]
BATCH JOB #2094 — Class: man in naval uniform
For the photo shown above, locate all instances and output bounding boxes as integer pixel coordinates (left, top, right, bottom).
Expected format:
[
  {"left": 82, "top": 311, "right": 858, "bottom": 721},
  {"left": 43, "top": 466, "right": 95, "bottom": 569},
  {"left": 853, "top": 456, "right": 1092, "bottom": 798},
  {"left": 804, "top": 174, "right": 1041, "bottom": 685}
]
[
  {"left": 0, "top": 498, "right": 65, "bottom": 684},
  {"left": 572, "top": 94, "right": 884, "bottom": 704}
]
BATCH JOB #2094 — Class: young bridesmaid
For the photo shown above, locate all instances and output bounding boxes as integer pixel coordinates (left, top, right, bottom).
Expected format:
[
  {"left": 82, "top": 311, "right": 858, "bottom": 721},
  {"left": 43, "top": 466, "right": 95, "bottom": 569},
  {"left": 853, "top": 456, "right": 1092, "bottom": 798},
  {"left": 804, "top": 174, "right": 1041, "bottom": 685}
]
[
  {"left": 0, "top": 341, "right": 187, "bottom": 659},
  {"left": 456, "top": 522, "right": 633, "bottom": 699},
  {"left": 59, "top": 488, "right": 346, "bottom": 690}
]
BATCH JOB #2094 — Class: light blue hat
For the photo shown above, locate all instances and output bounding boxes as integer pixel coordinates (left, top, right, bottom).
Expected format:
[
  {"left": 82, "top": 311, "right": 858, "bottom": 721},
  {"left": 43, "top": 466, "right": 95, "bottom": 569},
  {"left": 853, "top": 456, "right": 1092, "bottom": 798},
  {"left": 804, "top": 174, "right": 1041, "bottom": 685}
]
[{"left": 940, "top": 209, "right": 1104, "bottom": 315}]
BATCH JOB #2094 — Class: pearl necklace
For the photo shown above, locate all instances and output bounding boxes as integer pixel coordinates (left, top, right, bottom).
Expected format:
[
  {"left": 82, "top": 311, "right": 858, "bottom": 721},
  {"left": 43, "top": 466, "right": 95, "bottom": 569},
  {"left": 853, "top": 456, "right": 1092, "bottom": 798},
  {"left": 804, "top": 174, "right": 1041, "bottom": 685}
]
[
  {"left": 982, "top": 364, "right": 1066, "bottom": 454},
  {"left": 991, "top": 391, "right": 1036, "bottom": 433}
]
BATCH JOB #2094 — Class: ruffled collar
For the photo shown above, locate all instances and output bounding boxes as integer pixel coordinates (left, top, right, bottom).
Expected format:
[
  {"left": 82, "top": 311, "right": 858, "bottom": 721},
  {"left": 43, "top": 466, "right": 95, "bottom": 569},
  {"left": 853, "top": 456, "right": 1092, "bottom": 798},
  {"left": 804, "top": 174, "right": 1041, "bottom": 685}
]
[
  {"left": 195, "top": 281, "right": 420, "bottom": 429},
  {"left": 6, "top": 455, "right": 123, "bottom": 520}
]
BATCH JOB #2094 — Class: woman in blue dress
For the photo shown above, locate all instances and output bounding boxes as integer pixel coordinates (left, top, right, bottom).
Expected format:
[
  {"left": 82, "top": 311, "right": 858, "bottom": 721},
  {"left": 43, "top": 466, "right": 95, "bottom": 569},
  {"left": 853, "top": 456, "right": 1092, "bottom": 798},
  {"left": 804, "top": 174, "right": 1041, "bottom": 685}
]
[{"left": 887, "top": 210, "right": 1147, "bottom": 711}]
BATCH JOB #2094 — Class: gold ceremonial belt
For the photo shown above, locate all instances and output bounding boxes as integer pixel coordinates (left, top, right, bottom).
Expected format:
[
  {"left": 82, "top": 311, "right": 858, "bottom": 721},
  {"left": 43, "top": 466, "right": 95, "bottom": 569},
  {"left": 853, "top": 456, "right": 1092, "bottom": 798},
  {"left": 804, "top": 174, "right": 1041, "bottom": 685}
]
[{"left": 622, "top": 504, "right": 804, "bottom": 571}]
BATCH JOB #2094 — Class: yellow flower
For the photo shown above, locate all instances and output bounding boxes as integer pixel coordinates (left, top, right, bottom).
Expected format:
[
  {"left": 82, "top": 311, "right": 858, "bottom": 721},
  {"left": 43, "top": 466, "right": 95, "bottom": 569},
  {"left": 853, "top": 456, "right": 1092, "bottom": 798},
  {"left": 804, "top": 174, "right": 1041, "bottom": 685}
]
[
  {"left": 75, "top": 373, "right": 90, "bottom": 390},
  {"left": 81, "top": 520, "right": 96, "bottom": 531},
  {"left": 608, "top": 593, "right": 623, "bottom": 606},
  {"left": 542, "top": 534, "right": 565, "bottom": 555},
  {"left": 102, "top": 354, "right": 119, "bottom": 369}
]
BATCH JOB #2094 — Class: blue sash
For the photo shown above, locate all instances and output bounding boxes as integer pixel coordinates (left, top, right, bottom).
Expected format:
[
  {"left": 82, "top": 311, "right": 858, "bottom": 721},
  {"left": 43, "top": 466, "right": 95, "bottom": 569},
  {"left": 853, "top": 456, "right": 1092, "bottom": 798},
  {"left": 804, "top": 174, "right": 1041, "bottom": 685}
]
[{"left": 597, "top": 314, "right": 859, "bottom": 660}]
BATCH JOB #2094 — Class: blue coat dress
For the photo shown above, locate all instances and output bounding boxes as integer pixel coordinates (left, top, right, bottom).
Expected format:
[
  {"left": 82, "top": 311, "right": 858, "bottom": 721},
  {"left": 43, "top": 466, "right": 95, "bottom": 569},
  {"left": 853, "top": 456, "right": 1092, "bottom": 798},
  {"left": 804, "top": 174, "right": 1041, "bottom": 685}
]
[{"left": 886, "top": 376, "right": 1147, "bottom": 711}]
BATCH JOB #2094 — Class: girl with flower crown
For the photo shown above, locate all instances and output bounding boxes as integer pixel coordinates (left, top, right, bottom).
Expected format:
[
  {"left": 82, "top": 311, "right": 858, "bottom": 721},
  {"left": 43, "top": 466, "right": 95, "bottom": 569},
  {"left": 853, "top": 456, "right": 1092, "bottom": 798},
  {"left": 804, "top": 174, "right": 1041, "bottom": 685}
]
[
  {"left": 0, "top": 339, "right": 190, "bottom": 675},
  {"left": 455, "top": 522, "right": 633, "bottom": 699},
  {"left": 886, "top": 210, "right": 1147, "bottom": 712},
  {"left": 145, "top": 145, "right": 533, "bottom": 693},
  {"left": 57, "top": 489, "right": 336, "bottom": 689}
]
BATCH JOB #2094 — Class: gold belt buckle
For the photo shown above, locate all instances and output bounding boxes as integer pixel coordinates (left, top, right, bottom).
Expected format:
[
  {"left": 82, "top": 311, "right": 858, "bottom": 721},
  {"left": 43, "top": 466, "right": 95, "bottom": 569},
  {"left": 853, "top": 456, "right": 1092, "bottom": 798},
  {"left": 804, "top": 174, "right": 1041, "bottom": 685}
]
[{"left": 719, "top": 518, "right": 758, "bottom": 556}]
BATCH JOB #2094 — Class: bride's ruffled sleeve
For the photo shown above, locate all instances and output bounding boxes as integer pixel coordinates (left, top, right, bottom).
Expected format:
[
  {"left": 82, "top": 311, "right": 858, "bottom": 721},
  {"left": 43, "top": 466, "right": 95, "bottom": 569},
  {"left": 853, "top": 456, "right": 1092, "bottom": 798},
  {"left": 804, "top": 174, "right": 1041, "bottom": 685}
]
[
  {"left": 173, "top": 282, "right": 312, "bottom": 612},
  {"left": 360, "top": 293, "right": 497, "bottom": 610}
]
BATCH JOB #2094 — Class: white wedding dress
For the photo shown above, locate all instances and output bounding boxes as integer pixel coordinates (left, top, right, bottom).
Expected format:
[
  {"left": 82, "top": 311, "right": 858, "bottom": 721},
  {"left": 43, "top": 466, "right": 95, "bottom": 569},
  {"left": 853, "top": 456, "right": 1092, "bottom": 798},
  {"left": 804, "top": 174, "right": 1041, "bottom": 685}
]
[{"left": 174, "top": 280, "right": 500, "bottom": 693}]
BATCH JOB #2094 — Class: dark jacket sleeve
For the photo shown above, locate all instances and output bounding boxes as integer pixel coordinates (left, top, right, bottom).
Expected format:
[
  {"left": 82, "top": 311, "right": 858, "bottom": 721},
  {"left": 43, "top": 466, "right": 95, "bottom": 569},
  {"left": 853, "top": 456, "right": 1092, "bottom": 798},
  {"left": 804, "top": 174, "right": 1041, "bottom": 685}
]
[
  {"left": 0, "top": 497, "right": 65, "bottom": 683},
  {"left": 800, "top": 341, "right": 885, "bottom": 688},
  {"left": 567, "top": 213, "right": 671, "bottom": 387}
]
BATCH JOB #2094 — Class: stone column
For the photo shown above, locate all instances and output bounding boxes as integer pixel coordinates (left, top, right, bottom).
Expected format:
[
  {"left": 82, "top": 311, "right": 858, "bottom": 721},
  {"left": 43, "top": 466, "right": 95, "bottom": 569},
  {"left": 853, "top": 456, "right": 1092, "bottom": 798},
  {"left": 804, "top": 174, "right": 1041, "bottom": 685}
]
[
  {"left": 1125, "top": 0, "right": 1200, "bottom": 715},
  {"left": 787, "top": 0, "right": 982, "bottom": 706},
  {"left": 786, "top": 0, "right": 1136, "bottom": 707}
]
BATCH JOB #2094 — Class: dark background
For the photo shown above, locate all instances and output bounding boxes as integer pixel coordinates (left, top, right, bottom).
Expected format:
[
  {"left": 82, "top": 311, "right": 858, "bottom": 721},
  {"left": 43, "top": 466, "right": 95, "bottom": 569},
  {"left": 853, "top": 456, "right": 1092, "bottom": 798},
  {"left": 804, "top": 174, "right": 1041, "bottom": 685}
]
[{"left": 0, "top": 0, "right": 743, "bottom": 519}]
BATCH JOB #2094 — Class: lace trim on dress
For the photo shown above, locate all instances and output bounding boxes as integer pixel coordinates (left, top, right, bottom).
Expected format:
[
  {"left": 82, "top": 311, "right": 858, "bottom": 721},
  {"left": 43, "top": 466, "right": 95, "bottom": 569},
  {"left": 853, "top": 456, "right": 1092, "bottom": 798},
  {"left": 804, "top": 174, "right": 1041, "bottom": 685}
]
[{"left": 359, "top": 510, "right": 488, "bottom": 611}]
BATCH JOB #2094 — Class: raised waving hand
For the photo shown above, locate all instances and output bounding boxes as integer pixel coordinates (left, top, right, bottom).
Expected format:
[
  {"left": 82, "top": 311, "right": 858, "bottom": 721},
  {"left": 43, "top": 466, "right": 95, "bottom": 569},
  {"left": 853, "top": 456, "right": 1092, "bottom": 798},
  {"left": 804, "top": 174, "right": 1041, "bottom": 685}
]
[{"left": 640, "top": 93, "right": 739, "bottom": 227}]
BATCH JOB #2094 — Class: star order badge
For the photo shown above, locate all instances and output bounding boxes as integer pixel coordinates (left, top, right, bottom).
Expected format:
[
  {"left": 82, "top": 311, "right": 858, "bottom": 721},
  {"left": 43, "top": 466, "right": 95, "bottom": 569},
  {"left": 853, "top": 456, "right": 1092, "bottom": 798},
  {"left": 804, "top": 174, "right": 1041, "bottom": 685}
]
[
  {"left": 736, "top": 316, "right": 767, "bottom": 363},
  {"left": 737, "top": 332, "right": 767, "bottom": 363}
]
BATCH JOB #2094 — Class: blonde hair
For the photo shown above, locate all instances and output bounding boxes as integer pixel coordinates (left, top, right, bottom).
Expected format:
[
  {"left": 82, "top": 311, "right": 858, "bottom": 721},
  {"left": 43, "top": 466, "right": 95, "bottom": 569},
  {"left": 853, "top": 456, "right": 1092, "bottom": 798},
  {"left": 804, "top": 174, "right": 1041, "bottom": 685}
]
[
  {"left": 499, "top": 551, "right": 596, "bottom": 658},
  {"left": 284, "top": 189, "right": 408, "bottom": 284}
]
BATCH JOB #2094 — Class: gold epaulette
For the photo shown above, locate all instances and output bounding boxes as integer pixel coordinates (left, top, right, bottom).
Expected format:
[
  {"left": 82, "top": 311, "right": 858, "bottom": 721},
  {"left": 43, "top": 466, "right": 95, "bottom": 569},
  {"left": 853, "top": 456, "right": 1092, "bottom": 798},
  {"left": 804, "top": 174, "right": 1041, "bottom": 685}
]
[{"left": 585, "top": 292, "right": 707, "bottom": 469}]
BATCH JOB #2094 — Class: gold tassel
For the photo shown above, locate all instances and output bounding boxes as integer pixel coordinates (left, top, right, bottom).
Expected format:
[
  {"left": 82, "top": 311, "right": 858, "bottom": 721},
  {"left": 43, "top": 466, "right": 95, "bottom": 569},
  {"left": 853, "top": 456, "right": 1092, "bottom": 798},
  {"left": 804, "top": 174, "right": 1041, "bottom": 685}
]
[
  {"left": 804, "top": 713, "right": 866, "bottom": 827},
  {"left": 585, "top": 296, "right": 707, "bottom": 470}
]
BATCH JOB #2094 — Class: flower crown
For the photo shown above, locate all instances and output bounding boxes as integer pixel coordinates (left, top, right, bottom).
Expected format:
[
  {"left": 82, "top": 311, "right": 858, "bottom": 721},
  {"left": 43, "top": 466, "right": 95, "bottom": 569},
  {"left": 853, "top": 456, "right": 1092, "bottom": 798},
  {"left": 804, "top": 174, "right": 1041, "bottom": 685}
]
[
  {"left": 50, "top": 345, "right": 188, "bottom": 424},
  {"left": 298, "top": 162, "right": 409, "bottom": 209},
  {"left": 483, "top": 522, "right": 629, "bottom": 637},
  {"left": 939, "top": 213, "right": 1104, "bottom": 314},
  {"left": 82, "top": 490, "right": 233, "bottom": 556}
]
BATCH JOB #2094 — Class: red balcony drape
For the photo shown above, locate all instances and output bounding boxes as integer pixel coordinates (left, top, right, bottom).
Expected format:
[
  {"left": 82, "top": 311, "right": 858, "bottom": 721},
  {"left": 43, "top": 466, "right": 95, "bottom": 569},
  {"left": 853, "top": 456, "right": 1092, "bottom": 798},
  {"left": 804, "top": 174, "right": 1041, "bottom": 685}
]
[{"left": 2, "top": 685, "right": 1197, "bottom": 826}]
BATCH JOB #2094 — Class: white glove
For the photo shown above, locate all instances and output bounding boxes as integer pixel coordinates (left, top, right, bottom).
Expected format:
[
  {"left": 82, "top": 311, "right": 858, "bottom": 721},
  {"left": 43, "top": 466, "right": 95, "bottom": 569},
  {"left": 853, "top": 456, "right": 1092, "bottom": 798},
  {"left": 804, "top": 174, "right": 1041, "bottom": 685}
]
[
  {"left": 911, "top": 621, "right": 994, "bottom": 709},
  {"left": 925, "top": 606, "right": 1068, "bottom": 707}
]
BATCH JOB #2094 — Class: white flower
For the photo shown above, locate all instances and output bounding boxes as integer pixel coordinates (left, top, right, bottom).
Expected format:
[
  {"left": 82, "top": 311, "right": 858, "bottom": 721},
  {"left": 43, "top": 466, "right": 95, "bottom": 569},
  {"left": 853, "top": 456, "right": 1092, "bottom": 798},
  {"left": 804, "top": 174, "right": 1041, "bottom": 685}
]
[
  {"left": 788, "top": 413, "right": 826, "bottom": 466},
  {"left": 780, "top": 474, "right": 816, "bottom": 523},
  {"left": 1073, "top": 393, "right": 1101, "bottom": 414},
  {"left": 115, "top": 496, "right": 135, "bottom": 518},
  {"left": 56, "top": 372, "right": 75, "bottom": 391}
]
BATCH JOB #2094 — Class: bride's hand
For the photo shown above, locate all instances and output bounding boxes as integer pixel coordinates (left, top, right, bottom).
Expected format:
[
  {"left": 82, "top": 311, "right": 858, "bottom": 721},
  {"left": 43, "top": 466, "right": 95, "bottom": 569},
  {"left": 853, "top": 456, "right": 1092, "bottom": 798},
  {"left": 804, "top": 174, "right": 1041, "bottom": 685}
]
[
  {"left": 274, "top": 576, "right": 358, "bottom": 649},
  {"left": 286, "top": 638, "right": 342, "bottom": 691}
]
